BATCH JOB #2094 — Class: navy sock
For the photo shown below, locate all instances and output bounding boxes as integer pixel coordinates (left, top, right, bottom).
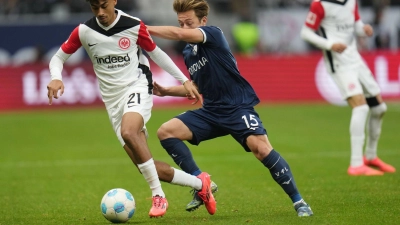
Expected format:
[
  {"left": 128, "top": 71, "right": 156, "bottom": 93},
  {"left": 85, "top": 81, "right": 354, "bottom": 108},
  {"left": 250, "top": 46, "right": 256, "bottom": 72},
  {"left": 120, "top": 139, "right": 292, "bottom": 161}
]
[
  {"left": 261, "top": 149, "right": 302, "bottom": 203},
  {"left": 160, "top": 138, "right": 201, "bottom": 176}
]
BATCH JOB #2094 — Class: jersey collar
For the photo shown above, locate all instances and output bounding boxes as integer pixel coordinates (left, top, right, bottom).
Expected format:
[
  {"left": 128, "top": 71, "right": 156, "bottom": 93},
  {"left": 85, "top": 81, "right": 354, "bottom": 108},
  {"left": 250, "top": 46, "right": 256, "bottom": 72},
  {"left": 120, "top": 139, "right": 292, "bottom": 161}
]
[{"left": 96, "top": 9, "right": 121, "bottom": 31}]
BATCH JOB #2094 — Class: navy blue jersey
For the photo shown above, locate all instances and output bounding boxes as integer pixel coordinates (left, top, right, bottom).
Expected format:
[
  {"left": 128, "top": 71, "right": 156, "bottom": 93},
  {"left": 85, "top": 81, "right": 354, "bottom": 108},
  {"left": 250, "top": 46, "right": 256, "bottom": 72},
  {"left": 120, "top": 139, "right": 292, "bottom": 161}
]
[{"left": 182, "top": 26, "right": 259, "bottom": 112}]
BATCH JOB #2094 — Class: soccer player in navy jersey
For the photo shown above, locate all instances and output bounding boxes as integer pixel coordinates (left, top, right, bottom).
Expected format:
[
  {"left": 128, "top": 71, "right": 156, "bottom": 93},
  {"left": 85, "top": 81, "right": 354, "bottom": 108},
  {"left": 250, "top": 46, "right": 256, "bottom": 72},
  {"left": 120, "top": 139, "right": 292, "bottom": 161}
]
[
  {"left": 147, "top": 0, "right": 313, "bottom": 217},
  {"left": 301, "top": 0, "right": 395, "bottom": 176},
  {"left": 46, "top": 0, "right": 216, "bottom": 217}
]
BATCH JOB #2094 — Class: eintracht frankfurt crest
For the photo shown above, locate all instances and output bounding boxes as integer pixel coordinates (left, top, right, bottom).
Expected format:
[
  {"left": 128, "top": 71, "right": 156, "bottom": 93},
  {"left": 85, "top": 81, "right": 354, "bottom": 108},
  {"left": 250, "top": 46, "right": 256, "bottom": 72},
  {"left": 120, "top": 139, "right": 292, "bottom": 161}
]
[{"left": 119, "top": 37, "right": 130, "bottom": 50}]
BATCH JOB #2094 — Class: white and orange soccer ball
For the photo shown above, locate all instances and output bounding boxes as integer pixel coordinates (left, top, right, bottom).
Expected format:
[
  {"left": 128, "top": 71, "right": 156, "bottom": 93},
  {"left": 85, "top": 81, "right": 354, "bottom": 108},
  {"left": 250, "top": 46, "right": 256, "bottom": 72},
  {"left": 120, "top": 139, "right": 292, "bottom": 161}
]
[{"left": 100, "top": 188, "right": 136, "bottom": 223}]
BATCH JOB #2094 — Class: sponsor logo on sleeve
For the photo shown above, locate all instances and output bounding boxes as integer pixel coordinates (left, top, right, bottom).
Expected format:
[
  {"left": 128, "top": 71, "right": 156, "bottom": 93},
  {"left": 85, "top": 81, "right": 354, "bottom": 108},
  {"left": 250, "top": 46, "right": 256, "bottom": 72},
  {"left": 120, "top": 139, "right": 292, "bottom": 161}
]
[{"left": 306, "top": 12, "right": 317, "bottom": 25}]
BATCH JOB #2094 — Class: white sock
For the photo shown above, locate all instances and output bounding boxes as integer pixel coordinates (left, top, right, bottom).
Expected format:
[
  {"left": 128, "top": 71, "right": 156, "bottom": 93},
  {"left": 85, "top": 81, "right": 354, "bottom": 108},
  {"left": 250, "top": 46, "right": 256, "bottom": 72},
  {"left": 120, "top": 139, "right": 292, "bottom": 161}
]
[
  {"left": 365, "top": 103, "right": 387, "bottom": 160},
  {"left": 137, "top": 158, "right": 165, "bottom": 197},
  {"left": 171, "top": 168, "right": 202, "bottom": 190},
  {"left": 349, "top": 105, "right": 369, "bottom": 167}
]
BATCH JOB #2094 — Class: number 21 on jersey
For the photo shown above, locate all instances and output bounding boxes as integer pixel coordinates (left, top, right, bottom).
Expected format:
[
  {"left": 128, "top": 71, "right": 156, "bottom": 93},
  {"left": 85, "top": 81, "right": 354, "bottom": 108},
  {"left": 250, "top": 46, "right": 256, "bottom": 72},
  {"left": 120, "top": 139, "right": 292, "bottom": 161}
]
[{"left": 127, "top": 93, "right": 141, "bottom": 108}]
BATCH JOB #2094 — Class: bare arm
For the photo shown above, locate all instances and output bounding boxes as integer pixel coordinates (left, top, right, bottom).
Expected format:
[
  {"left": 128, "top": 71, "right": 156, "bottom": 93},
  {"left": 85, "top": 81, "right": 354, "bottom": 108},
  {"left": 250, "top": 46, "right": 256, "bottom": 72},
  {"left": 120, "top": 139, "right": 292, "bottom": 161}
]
[
  {"left": 154, "top": 82, "right": 188, "bottom": 97},
  {"left": 147, "top": 46, "right": 202, "bottom": 103},
  {"left": 147, "top": 26, "right": 204, "bottom": 43},
  {"left": 153, "top": 81, "right": 201, "bottom": 105}
]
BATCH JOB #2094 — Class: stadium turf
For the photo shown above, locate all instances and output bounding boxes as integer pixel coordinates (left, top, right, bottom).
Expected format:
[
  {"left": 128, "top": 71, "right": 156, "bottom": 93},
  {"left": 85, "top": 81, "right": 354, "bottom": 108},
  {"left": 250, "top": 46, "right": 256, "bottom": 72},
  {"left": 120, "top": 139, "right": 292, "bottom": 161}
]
[{"left": 1, "top": 103, "right": 399, "bottom": 225}]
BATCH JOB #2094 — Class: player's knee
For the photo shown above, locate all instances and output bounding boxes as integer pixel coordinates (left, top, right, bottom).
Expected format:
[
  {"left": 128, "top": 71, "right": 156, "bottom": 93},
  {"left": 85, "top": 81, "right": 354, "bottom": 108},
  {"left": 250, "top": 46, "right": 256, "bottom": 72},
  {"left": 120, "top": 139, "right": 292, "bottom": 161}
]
[
  {"left": 352, "top": 104, "right": 369, "bottom": 114},
  {"left": 157, "top": 125, "right": 167, "bottom": 140},
  {"left": 249, "top": 144, "right": 271, "bottom": 160},
  {"left": 157, "top": 123, "right": 174, "bottom": 140},
  {"left": 247, "top": 135, "right": 272, "bottom": 160},
  {"left": 121, "top": 128, "right": 139, "bottom": 143},
  {"left": 371, "top": 102, "right": 387, "bottom": 117}
]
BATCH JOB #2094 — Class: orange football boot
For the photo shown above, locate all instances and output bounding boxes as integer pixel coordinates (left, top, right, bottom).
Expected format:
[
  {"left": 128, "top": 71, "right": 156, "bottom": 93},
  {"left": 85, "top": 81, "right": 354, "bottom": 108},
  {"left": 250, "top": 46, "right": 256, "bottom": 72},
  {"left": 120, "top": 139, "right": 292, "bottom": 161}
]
[
  {"left": 347, "top": 165, "right": 384, "bottom": 176},
  {"left": 364, "top": 157, "right": 396, "bottom": 173},
  {"left": 196, "top": 172, "right": 217, "bottom": 215},
  {"left": 149, "top": 195, "right": 168, "bottom": 218}
]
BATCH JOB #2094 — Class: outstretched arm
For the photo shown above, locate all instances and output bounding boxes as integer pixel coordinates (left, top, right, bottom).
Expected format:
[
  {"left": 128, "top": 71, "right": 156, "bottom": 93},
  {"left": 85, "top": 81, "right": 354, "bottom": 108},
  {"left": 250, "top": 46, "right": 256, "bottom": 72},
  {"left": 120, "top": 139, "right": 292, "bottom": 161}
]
[
  {"left": 47, "top": 26, "right": 81, "bottom": 105},
  {"left": 137, "top": 21, "right": 203, "bottom": 104},
  {"left": 146, "top": 46, "right": 202, "bottom": 104},
  {"left": 153, "top": 81, "right": 200, "bottom": 105},
  {"left": 47, "top": 49, "right": 70, "bottom": 105},
  {"left": 153, "top": 81, "right": 188, "bottom": 97},
  {"left": 147, "top": 26, "right": 204, "bottom": 43}
]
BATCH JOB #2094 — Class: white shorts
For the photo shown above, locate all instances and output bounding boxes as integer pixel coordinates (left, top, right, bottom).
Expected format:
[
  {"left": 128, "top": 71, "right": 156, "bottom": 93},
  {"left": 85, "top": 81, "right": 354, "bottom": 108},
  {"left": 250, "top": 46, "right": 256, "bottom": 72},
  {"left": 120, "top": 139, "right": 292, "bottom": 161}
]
[
  {"left": 330, "top": 63, "right": 381, "bottom": 100},
  {"left": 106, "top": 81, "right": 153, "bottom": 146}
]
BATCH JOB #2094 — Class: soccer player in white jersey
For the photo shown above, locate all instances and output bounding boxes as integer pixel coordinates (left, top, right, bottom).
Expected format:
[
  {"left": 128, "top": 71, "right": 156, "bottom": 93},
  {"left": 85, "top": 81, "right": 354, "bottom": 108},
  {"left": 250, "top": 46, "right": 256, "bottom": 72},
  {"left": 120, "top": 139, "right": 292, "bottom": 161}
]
[
  {"left": 46, "top": 0, "right": 216, "bottom": 218},
  {"left": 301, "top": 0, "right": 395, "bottom": 176}
]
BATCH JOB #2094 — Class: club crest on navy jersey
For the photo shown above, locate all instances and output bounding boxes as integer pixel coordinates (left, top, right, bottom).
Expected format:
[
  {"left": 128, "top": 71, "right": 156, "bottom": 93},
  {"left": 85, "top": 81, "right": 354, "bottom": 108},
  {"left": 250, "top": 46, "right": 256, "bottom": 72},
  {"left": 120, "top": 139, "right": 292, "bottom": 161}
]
[
  {"left": 192, "top": 45, "right": 198, "bottom": 55},
  {"left": 119, "top": 37, "right": 130, "bottom": 50}
]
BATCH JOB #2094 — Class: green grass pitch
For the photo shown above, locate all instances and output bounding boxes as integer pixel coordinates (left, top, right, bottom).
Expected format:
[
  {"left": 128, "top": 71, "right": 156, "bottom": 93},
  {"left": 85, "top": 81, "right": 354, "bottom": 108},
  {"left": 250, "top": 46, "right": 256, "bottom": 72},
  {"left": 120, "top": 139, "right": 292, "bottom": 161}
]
[{"left": 1, "top": 103, "right": 399, "bottom": 225}]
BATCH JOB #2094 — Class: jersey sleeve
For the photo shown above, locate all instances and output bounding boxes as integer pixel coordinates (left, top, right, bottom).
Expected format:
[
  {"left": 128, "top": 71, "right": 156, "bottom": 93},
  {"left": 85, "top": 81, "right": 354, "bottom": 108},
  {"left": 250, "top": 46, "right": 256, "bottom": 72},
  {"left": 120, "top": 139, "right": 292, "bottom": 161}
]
[
  {"left": 61, "top": 26, "right": 82, "bottom": 54},
  {"left": 198, "top": 26, "right": 226, "bottom": 48},
  {"left": 305, "top": 0, "right": 325, "bottom": 30},
  {"left": 137, "top": 20, "right": 157, "bottom": 52},
  {"left": 354, "top": 1, "right": 360, "bottom": 21}
]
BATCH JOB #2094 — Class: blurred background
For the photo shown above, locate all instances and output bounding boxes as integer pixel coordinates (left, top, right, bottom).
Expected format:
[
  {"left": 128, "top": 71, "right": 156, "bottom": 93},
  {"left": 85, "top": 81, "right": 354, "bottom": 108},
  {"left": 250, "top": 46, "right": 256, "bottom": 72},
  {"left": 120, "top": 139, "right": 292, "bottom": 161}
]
[{"left": 0, "top": 0, "right": 399, "bottom": 110}]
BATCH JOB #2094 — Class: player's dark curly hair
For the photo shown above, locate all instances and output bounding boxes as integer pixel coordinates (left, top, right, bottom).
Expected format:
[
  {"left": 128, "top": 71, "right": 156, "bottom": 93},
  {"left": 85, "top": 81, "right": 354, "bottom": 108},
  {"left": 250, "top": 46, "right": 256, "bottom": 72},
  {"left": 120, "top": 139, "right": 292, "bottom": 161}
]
[{"left": 173, "top": 0, "right": 209, "bottom": 20}]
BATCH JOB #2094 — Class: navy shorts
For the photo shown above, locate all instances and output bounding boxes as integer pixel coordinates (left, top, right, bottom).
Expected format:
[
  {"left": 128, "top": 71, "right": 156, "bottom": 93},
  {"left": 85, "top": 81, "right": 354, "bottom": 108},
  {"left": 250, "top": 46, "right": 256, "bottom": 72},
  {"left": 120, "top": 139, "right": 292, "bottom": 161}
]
[{"left": 175, "top": 107, "right": 267, "bottom": 152}]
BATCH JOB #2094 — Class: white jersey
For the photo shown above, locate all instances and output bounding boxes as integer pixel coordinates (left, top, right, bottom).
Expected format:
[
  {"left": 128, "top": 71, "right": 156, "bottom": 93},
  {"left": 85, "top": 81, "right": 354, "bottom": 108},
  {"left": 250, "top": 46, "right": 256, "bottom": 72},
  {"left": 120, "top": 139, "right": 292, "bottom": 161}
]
[
  {"left": 304, "top": 0, "right": 363, "bottom": 73},
  {"left": 50, "top": 9, "right": 188, "bottom": 108}
]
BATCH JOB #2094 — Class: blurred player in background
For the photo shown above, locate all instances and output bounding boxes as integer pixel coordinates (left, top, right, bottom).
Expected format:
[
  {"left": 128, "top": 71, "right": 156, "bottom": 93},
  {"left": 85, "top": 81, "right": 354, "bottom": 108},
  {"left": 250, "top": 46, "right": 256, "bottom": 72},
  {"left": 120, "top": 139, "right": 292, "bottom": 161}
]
[
  {"left": 301, "top": 0, "right": 396, "bottom": 176},
  {"left": 46, "top": 0, "right": 216, "bottom": 218},
  {"left": 148, "top": 0, "right": 313, "bottom": 217}
]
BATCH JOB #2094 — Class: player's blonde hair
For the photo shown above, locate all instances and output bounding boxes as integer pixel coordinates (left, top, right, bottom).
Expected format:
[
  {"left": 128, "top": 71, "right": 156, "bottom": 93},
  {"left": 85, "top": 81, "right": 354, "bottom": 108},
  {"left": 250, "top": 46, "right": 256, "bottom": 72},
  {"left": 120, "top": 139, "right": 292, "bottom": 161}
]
[{"left": 173, "top": 0, "right": 209, "bottom": 20}]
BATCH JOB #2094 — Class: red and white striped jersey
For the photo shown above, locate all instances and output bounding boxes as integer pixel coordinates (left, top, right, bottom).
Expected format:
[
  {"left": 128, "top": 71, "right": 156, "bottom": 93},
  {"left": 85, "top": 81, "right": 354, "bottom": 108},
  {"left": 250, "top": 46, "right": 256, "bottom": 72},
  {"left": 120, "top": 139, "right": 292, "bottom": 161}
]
[
  {"left": 304, "top": 0, "right": 364, "bottom": 72},
  {"left": 56, "top": 9, "right": 156, "bottom": 105}
]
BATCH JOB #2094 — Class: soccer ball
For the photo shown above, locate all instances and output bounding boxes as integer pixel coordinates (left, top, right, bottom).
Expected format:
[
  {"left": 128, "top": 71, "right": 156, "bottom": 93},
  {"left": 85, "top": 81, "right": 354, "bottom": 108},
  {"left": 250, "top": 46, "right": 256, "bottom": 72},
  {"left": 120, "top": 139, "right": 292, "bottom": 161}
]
[{"left": 100, "top": 188, "right": 136, "bottom": 223}]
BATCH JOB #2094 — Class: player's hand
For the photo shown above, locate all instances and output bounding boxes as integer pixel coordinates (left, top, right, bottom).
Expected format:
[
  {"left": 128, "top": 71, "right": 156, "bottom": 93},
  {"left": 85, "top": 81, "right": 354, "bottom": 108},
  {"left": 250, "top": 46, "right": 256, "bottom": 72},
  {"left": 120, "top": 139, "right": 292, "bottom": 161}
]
[
  {"left": 183, "top": 80, "right": 202, "bottom": 105},
  {"left": 363, "top": 24, "right": 374, "bottom": 37},
  {"left": 331, "top": 43, "right": 347, "bottom": 53},
  {"left": 153, "top": 81, "right": 167, "bottom": 96},
  {"left": 47, "top": 80, "right": 64, "bottom": 105}
]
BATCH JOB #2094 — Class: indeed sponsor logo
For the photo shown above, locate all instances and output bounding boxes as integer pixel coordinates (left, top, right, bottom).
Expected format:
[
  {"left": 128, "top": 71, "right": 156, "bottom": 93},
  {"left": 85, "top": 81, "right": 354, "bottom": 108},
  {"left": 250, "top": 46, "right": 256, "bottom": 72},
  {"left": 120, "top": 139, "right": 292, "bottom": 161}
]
[
  {"left": 95, "top": 54, "right": 131, "bottom": 64},
  {"left": 188, "top": 57, "right": 208, "bottom": 75}
]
